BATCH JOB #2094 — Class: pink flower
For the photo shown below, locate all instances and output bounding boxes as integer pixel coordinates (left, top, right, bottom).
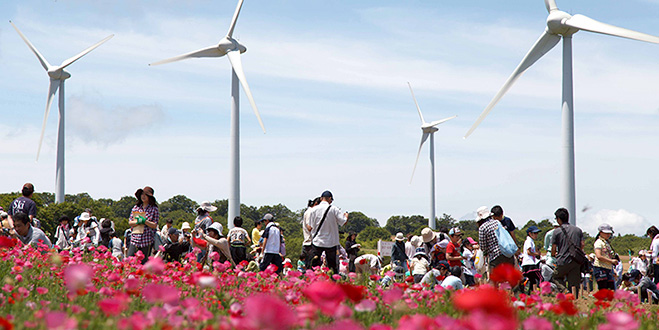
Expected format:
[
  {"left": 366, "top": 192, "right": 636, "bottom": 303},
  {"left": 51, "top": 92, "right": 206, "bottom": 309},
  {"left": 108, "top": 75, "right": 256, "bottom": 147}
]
[
  {"left": 196, "top": 275, "right": 216, "bottom": 288},
  {"left": 36, "top": 287, "right": 48, "bottom": 295},
  {"left": 539, "top": 282, "right": 552, "bottom": 295},
  {"left": 63, "top": 264, "right": 93, "bottom": 293},
  {"left": 369, "top": 324, "right": 392, "bottom": 330},
  {"left": 143, "top": 257, "right": 165, "bottom": 275},
  {"left": 316, "top": 319, "right": 364, "bottom": 330},
  {"left": 303, "top": 281, "right": 347, "bottom": 316},
  {"left": 397, "top": 314, "right": 438, "bottom": 330},
  {"left": 142, "top": 284, "right": 179, "bottom": 305},
  {"left": 523, "top": 316, "right": 553, "bottom": 330},
  {"left": 355, "top": 299, "right": 377, "bottom": 312},
  {"left": 98, "top": 293, "right": 131, "bottom": 316},
  {"left": 244, "top": 294, "right": 297, "bottom": 330},
  {"left": 382, "top": 287, "right": 403, "bottom": 306},
  {"left": 44, "top": 311, "right": 77, "bottom": 330},
  {"left": 598, "top": 312, "right": 639, "bottom": 330}
]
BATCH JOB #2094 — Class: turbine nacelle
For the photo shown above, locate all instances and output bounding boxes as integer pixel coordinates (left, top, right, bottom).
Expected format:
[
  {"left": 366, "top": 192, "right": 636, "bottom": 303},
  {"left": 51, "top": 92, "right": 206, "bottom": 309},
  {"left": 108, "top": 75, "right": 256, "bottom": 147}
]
[
  {"left": 219, "top": 37, "right": 247, "bottom": 54},
  {"left": 421, "top": 125, "right": 439, "bottom": 133},
  {"left": 47, "top": 69, "right": 71, "bottom": 80},
  {"left": 547, "top": 11, "right": 579, "bottom": 36}
]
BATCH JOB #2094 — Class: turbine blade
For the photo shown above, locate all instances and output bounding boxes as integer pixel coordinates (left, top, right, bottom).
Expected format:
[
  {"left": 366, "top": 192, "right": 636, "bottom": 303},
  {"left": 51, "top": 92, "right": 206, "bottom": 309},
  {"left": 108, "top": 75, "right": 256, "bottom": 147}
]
[
  {"left": 407, "top": 82, "right": 425, "bottom": 124},
  {"left": 565, "top": 14, "right": 659, "bottom": 44},
  {"left": 10, "top": 21, "right": 51, "bottom": 71},
  {"left": 226, "top": 50, "right": 265, "bottom": 133},
  {"left": 149, "top": 46, "right": 223, "bottom": 66},
  {"left": 464, "top": 30, "right": 560, "bottom": 138},
  {"left": 410, "top": 132, "right": 430, "bottom": 183},
  {"left": 227, "top": 0, "right": 245, "bottom": 38},
  {"left": 36, "top": 80, "right": 60, "bottom": 161},
  {"left": 545, "top": 0, "right": 558, "bottom": 12},
  {"left": 428, "top": 115, "right": 457, "bottom": 127},
  {"left": 58, "top": 34, "right": 114, "bottom": 70}
]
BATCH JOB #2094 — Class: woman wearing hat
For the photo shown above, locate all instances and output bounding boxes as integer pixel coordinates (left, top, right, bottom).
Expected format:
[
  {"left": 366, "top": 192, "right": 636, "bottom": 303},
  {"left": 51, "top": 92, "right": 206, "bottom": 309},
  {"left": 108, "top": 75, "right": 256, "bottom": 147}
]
[
  {"left": 194, "top": 201, "right": 217, "bottom": 262},
  {"left": 127, "top": 186, "right": 160, "bottom": 264},
  {"left": 593, "top": 223, "right": 618, "bottom": 290},
  {"left": 391, "top": 232, "right": 408, "bottom": 268},
  {"left": 75, "top": 212, "right": 100, "bottom": 248},
  {"left": 411, "top": 247, "right": 430, "bottom": 283}
]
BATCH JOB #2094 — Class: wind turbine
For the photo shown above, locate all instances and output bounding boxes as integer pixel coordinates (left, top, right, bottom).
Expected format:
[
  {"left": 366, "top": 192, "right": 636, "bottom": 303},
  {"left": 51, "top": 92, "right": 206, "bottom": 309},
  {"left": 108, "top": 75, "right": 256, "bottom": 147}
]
[
  {"left": 408, "top": 82, "right": 457, "bottom": 230},
  {"left": 150, "top": 0, "right": 264, "bottom": 230},
  {"left": 10, "top": 21, "right": 113, "bottom": 204},
  {"left": 463, "top": 0, "right": 659, "bottom": 225}
]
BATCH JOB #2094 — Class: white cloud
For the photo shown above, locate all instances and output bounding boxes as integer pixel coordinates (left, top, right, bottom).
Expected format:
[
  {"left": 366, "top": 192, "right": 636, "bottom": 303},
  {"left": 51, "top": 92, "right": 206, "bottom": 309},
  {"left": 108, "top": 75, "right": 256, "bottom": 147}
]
[
  {"left": 581, "top": 209, "right": 652, "bottom": 236},
  {"left": 67, "top": 96, "right": 165, "bottom": 146}
]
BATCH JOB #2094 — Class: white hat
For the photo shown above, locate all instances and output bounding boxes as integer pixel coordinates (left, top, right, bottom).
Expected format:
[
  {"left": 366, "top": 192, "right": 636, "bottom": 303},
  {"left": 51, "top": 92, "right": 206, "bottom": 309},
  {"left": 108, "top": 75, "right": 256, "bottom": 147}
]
[
  {"left": 79, "top": 212, "right": 91, "bottom": 221},
  {"left": 476, "top": 206, "right": 491, "bottom": 221},
  {"left": 181, "top": 222, "right": 191, "bottom": 230},
  {"left": 207, "top": 222, "right": 224, "bottom": 236},
  {"left": 421, "top": 228, "right": 436, "bottom": 243},
  {"left": 0, "top": 212, "right": 7, "bottom": 218},
  {"left": 410, "top": 236, "right": 422, "bottom": 248},
  {"left": 197, "top": 201, "right": 218, "bottom": 213},
  {"left": 395, "top": 232, "right": 405, "bottom": 241}
]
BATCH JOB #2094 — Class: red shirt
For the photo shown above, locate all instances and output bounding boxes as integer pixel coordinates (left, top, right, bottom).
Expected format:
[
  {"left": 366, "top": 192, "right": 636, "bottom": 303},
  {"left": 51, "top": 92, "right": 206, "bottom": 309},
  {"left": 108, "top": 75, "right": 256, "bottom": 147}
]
[{"left": 446, "top": 242, "right": 462, "bottom": 267}]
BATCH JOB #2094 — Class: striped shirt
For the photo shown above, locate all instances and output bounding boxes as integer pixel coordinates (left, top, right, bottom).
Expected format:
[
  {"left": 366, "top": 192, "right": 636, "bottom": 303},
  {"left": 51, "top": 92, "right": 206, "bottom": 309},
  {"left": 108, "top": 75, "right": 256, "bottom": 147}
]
[{"left": 129, "top": 204, "right": 160, "bottom": 248}]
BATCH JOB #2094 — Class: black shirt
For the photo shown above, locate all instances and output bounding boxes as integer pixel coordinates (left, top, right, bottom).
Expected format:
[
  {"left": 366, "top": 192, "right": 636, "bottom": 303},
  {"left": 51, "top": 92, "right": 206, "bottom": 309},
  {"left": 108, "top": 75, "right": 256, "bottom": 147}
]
[{"left": 163, "top": 241, "right": 191, "bottom": 262}]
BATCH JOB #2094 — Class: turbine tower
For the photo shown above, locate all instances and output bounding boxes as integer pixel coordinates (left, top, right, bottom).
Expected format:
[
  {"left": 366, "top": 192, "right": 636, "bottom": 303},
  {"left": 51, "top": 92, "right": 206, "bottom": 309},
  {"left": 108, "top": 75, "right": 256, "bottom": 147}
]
[
  {"left": 11, "top": 21, "right": 113, "bottom": 204},
  {"left": 464, "top": 0, "right": 659, "bottom": 225},
  {"left": 150, "top": 0, "right": 264, "bottom": 229},
  {"left": 408, "top": 82, "right": 456, "bottom": 230}
]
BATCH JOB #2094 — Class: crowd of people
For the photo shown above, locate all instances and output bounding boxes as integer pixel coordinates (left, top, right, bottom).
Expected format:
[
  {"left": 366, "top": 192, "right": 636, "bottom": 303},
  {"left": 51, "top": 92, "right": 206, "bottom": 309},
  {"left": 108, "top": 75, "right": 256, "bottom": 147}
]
[{"left": 3, "top": 182, "right": 659, "bottom": 302}]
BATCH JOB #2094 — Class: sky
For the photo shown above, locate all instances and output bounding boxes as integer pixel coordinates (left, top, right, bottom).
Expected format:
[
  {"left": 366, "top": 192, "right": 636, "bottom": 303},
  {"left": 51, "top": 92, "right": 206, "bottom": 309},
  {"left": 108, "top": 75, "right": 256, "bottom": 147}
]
[{"left": 1, "top": 0, "right": 658, "bottom": 236}]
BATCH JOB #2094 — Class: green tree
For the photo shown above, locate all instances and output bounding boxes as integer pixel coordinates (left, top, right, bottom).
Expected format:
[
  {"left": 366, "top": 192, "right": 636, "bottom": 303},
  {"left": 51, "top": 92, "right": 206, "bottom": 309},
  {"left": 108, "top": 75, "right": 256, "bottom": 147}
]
[
  {"left": 384, "top": 215, "right": 427, "bottom": 236},
  {"left": 112, "top": 196, "right": 136, "bottom": 219},
  {"left": 342, "top": 211, "right": 379, "bottom": 234},
  {"left": 160, "top": 195, "right": 198, "bottom": 214},
  {"left": 358, "top": 226, "right": 392, "bottom": 249}
]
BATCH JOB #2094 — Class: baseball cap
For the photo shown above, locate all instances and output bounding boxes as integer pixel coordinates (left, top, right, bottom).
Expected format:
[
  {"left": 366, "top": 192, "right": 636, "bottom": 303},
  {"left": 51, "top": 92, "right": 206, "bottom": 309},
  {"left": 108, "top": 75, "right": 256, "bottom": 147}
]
[
  {"left": 262, "top": 213, "right": 274, "bottom": 221},
  {"left": 321, "top": 190, "right": 333, "bottom": 198},
  {"left": 448, "top": 228, "right": 462, "bottom": 236},
  {"left": 526, "top": 226, "right": 541, "bottom": 234},
  {"left": 168, "top": 227, "right": 179, "bottom": 236}
]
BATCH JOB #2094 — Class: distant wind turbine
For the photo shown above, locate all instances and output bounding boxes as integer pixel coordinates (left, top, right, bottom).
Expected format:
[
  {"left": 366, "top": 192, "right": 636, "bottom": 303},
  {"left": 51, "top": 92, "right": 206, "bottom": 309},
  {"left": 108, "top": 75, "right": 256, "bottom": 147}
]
[
  {"left": 11, "top": 21, "right": 113, "bottom": 204},
  {"left": 408, "top": 82, "right": 456, "bottom": 230},
  {"left": 150, "top": 0, "right": 264, "bottom": 229},
  {"left": 463, "top": 0, "right": 659, "bottom": 225}
]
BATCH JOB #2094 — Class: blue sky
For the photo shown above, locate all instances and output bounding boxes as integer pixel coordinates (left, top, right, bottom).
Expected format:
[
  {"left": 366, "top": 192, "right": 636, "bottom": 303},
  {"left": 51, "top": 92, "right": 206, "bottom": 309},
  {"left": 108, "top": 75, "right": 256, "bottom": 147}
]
[{"left": 1, "top": 0, "right": 658, "bottom": 236}]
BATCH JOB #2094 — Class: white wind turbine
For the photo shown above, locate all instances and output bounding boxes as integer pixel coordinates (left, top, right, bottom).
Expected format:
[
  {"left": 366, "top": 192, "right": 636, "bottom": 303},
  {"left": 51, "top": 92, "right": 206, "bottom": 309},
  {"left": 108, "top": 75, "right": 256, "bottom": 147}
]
[
  {"left": 408, "top": 83, "right": 457, "bottom": 230},
  {"left": 150, "top": 0, "right": 264, "bottom": 230},
  {"left": 464, "top": 0, "right": 659, "bottom": 225},
  {"left": 10, "top": 21, "right": 113, "bottom": 204}
]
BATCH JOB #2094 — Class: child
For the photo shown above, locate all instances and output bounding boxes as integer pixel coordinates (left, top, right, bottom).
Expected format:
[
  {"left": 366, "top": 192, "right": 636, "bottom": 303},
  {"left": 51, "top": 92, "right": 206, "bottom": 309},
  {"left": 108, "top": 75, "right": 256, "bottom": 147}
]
[
  {"left": 411, "top": 248, "right": 430, "bottom": 283},
  {"left": 441, "top": 266, "right": 464, "bottom": 290},
  {"left": 621, "top": 270, "right": 659, "bottom": 303},
  {"left": 228, "top": 216, "right": 251, "bottom": 264},
  {"left": 521, "top": 226, "right": 542, "bottom": 293},
  {"left": 461, "top": 237, "right": 478, "bottom": 286}
]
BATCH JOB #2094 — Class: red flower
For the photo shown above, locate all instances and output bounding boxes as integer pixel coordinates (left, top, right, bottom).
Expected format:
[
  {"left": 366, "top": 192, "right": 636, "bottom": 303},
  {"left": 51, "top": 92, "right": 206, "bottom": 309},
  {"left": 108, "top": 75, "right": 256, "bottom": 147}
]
[
  {"left": 489, "top": 263, "right": 523, "bottom": 286},
  {"left": 593, "top": 289, "right": 615, "bottom": 301},
  {"left": 192, "top": 237, "right": 208, "bottom": 248},
  {"left": 551, "top": 300, "right": 578, "bottom": 316},
  {"left": 303, "top": 281, "right": 346, "bottom": 315},
  {"left": 452, "top": 285, "right": 515, "bottom": 318},
  {"left": 0, "top": 237, "right": 17, "bottom": 249},
  {"left": 339, "top": 283, "right": 366, "bottom": 303},
  {"left": 0, "top": 316, "right": 13, "bottom": 330}
]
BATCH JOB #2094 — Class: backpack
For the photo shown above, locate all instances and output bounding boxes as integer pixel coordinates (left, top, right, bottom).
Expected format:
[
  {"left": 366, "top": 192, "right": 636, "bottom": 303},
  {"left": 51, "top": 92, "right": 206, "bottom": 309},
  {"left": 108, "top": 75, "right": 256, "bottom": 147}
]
[{"left": 495, "top": 222, "right": 518, "bottom": 258}]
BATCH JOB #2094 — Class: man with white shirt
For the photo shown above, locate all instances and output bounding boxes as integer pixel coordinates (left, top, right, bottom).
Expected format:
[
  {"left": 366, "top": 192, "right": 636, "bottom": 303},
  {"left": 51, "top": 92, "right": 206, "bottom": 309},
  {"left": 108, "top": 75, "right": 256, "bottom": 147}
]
[
  {"left": 301, "top": 197, "right": 321, "bottom": 265},
  {"left": 307, "top": 190, "right": 348, "bottom": 274}
]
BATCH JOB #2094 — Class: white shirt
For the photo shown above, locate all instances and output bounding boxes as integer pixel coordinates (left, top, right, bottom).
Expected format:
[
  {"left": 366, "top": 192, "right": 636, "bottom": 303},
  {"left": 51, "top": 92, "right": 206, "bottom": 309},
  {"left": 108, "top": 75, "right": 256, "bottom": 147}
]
[
  {"left": 630, "top": 257, "right": 647, "bottom": 275},
  {"left": 262, "top": 223, "right": 281, "bottom": 254},
  {"left": 309, "top": 201, "right": 347, "bottom": 248},
  {"left": 411, "top": 256, "right": 429, "bottom": 275},
  {"left": 354, "top": 254, "right": 381, "bottom": 273},
  {"left": 462, "top": 249, "right": 476, "bottom": 276},
  {"left": 651, "top": 235, "right": 659, "bottom": 263},
  {"left": 441, "top": 275, "right": 464, "bottom": 290},
  {"left": 302, "top": 207, "right": 315, "bottom": 246},
  {"left": 110, "top": 237, "right": 123, "bottom": 257},
  {"left": 405, "top": 242, "right": 416, "bottom": 260},
  {"left": 521, "top": 236, "right": 538, "bottom": 266}
]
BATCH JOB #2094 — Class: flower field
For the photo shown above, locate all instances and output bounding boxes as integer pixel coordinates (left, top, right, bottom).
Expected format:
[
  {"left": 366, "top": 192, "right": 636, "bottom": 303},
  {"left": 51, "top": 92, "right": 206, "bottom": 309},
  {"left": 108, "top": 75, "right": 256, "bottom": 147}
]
[{"left": 0, "top": 239, "right": 657, "bottom": 330}]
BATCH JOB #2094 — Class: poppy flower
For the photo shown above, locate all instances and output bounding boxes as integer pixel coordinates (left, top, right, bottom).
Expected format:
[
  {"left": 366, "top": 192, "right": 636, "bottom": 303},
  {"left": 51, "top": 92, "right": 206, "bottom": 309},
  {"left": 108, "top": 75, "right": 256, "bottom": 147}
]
[
  {"left": 452, "top": 285, "right": 514, "bottom": 318},
  {"left": 63, "top": 264, "right": 93, "bottom": 293},
  {"left": 594, "top": 289, "right": 615, "bottom": 301},
  {"left": 303, "top": 281, "right": 347, "bottom": 315},
  {"left": 339, "top": 283, "right": 366, "bottom": 303},
  {"left": 489, "top": 263, "right": 523, "bottom": 287},
  {"left": 0, "top": 316, "right": 13, "bottom": 330}
]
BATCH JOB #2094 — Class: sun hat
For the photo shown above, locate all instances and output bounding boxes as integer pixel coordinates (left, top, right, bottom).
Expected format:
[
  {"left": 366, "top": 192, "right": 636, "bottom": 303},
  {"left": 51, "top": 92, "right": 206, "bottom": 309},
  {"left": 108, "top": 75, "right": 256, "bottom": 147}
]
[
  {"left": 639, "top": 250, "right": 646, "bottom": 255},
  {"left": 410, "top": 235, "right": 422, "bottom": 247},
  {"left": 321, "top": 190, "right": 333, "bottom": 199},
  {"left": 598, "top": 223, "right": 614, "bottom": 234},
  {"left": 197, "top": 201, "right": 218, "bottom": 213},
  {"left": 413, "top": 247, "right": 428, "bottom": 258},
  {"left": 467, "top": 237, "right": 477, "bottom": 245},
  {"left": 476, "top": 206, "right": 492, "bottom": 221},
  {"left": 526, "top": 226, "right": 541, "bottom": 234},
  {"left": 181, "top": 222, "right": 191, "bottom": 231},
  {"left": 448, "top": 228, "right": 462, "bottom": 236},
  {"left": 207, "top": 222, "right": 224, "bottom": 236},
  {"left": 437, "top": 239, "right": 449, "bottom": 249},
  {"left": 395, "top": 232, "right": 405, "bottom": 241},
  {"left": 135, "top": 186, "right": 155, "bottom": 200},
  {"left": 421, "top": 228, "right": 436, "bottom": 243},
  {"left": 79, "top": 212, "right": 91, "bottom": 221},
  {"left": 168, "top": 227, "right": 179, "bottom": 236}
]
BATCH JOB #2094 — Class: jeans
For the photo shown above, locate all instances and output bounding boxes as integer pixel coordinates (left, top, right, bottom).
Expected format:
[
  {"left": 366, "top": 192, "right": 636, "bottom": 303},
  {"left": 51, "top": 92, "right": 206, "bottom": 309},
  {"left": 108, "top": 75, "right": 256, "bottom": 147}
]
[{"left": 593, "top": 266, "right": 615, "bottom": 290}]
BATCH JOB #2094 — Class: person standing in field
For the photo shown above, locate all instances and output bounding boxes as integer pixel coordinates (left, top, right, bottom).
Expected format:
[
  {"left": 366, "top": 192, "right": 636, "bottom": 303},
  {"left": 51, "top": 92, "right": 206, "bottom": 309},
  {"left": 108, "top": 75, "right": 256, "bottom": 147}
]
[
  {"left": 127, "top": 186, "right": 159, "bottom": 264},
  {"left": 307, "top": 190, "right": 348, "bottom": 275},
  {"left": 551, "top": 208, "right": 585, "bottom": 298}
]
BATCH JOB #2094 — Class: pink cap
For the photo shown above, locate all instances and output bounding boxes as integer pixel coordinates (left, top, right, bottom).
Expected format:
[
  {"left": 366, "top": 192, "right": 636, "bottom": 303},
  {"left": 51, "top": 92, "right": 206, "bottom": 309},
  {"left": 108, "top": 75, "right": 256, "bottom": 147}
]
[{"left": 467, "top": 237, "right": 477, "bottom": 245}]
